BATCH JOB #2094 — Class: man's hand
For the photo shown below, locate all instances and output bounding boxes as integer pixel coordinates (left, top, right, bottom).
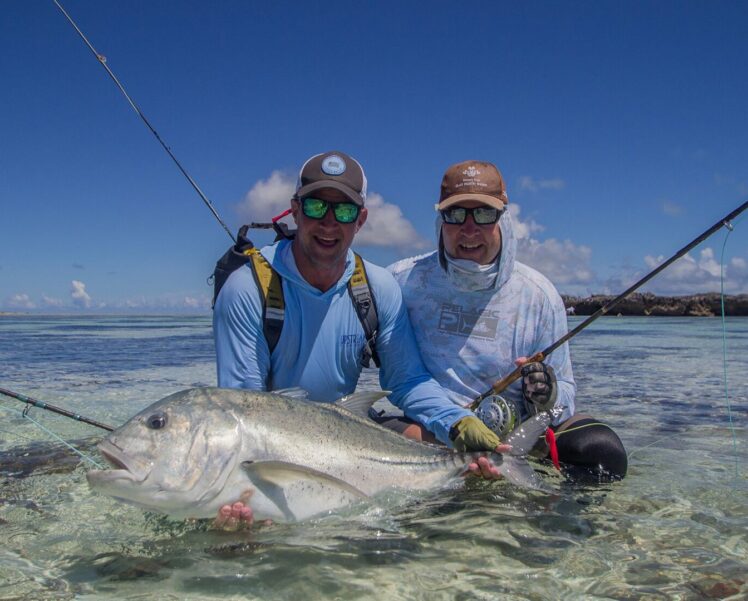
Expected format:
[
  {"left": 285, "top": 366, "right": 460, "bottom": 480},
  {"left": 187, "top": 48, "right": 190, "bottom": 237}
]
[
  {"left": 450, "top": 416, "right": 512, "bottom": 480},
  {"left": 450, "top": 416, "right": 502, "bottom": 452},
  {"left": 213, "top": 502, "right": 254, "bottom": 531},
  {"left": 517, "top": 360, "right": 557, "bottom": 412},
  {"left": 466, "top": 455, "right": 504, "bottom": 479}
]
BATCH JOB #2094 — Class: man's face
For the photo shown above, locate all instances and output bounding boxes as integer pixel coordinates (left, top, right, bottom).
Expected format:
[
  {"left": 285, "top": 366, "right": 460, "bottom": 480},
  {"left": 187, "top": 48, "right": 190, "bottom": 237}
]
[
  {"left": 291, "top": 188, "right": 368, "bottom": 271},
  {"left": 441, "top": 200, "right": 502, "bottom": 265}
]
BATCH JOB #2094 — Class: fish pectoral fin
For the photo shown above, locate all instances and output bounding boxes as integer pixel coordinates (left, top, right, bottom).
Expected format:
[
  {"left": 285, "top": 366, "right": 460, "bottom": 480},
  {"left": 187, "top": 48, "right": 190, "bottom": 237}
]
[
  {"left": 334, "top": 390, "right": 392, "bottom": 418},
  {"left": 241, "top": 461, "right": 369, "bottom": 500},
  {"left": 499, "top": 456, "right": 556, "bottom": 494},
  {"left": 270, "top": 386, "right": 310, "bottom": 400}
]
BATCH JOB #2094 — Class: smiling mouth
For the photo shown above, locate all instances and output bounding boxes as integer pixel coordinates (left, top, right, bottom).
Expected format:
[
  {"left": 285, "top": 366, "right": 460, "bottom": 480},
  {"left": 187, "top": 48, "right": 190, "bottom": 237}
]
[{"left": 315, "top": 235, "right": 338, "bottom": 248}]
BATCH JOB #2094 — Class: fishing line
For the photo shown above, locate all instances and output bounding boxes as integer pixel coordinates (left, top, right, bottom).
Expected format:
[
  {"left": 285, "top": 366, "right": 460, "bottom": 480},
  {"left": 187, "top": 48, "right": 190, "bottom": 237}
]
[
  {"left": 52, "top": 0, "right": 235, "bottom": 243},
  {"left": 0, "top": 426, "right": 40, "bottom": 445},
  {"left": 718, "top": 214, "right": 743, "bottom": 480},
  {"left": 624, "top": 213, "right": 745, "bottom": 468},
  {"left": 626, "top": 434, "right": 684, "bottom": 461},
  {"left": 0, "top": 404, "right": 105, "bottom": 469}
]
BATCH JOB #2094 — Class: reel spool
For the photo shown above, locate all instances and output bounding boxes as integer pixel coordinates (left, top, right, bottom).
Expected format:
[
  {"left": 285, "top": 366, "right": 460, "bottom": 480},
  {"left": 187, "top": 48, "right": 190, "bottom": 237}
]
[{"left": 474, "top": 394, "right": 522, "bottom": 439}]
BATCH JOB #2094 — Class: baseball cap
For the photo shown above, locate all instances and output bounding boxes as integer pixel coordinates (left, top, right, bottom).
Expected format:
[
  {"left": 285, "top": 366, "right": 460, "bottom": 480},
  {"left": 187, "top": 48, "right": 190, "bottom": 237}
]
[
  {"left": 436, "top": 160, "right": 508, "bottom": 211},
  {"left": 295, "top": 151, "right": 368, "bottom": 206}
]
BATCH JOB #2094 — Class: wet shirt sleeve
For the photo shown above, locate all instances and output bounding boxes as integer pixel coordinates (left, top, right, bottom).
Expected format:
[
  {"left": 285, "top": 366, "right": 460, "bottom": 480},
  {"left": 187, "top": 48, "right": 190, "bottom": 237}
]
[
  {"left": 373, "top": 270, "right": 473, "bottom": 445},
  {"left": 212, "top": 266, "right": 271, "bottom": 390}
]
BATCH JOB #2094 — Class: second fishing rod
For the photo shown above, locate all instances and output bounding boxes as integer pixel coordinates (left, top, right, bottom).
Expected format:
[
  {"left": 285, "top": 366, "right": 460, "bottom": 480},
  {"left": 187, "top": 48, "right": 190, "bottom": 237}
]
[{"left": 469, "top": 198, "right": 748, "bottom": 412}]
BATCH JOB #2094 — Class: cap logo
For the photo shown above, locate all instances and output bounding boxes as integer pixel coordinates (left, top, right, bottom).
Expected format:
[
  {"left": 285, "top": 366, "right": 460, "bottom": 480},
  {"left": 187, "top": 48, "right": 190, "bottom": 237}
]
[
  {"left": 321, "top": 155, "right": 346, "bottom": 176},
  {"left": 463, "top": 166, "right": 480, "bottom": 178}
]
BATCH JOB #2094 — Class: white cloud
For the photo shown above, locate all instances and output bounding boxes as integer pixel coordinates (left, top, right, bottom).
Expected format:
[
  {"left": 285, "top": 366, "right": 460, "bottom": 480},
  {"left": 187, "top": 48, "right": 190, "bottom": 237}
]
[
  {"left": 236, "top": 171, "right": 428, "bottom": 250},
  {"left": 70, "top": 280, "right": 92, "bottom": 309},
  {"left": 508, "top": 204, "right": 544, "bottom": 239},
  {"left": 518, "top": 176, "right": 566, "bottom": 192},
  {"left": 183, "top": 296, "right": 210, "bottom": 310},
  {"left": 236, "top": 170, "right": 296, "bottom": 223},
  {"left": 634, "top": 248, "right": 748, "bottom": 294},
  {"left": 714, "top": 173, "right": 748, "bottom": 196},
  {"left": 662, "top": 200, "right": 682, "bottom": 216},
  {"left": 41, "top": 295, "right": 64, "bottom": 308},
  {"left": 114, "top": 293, "right": 212, "bottom": 312},
  {"left": 356, "top": 192, "right": 429, "bottom": 250},
  {"left": 5, "top": 293, "right": 35, "bottom": 310},
  {"left": 509, "top": 204, "right": 594, "bottom": 292},
  {"left": 509, "top": 203, "right": 747, "bottom": 295},
  {"left": 518, "top": 238, "right": 594, "bottom": 287}
]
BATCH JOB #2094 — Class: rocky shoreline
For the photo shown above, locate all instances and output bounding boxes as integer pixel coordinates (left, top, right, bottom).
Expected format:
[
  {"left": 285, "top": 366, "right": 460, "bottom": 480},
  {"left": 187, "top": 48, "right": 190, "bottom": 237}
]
[{"left": 562, "top": 293, "right": 748, "bottom": 317}]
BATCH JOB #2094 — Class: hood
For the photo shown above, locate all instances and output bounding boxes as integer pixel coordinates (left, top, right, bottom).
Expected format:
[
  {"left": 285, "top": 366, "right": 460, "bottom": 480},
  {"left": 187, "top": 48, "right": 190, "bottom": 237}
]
[
  {"left": 435, "top": 209, "right": 517, "bottom": 291},
  {"left": 260, "top": 238, "right": 356, "bottom": 297}
]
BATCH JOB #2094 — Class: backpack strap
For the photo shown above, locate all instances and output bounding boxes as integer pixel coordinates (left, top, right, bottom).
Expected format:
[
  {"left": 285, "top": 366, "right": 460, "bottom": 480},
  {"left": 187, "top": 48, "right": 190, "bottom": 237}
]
[
  {"left": 348, "top": 253, "right": 380, "bottom": 368},
  {"left": 211, "top": 225, "right": 254, "bottom": 308},
  {"left": 245, "top": 247, "right": 285, "bottom": 354}
]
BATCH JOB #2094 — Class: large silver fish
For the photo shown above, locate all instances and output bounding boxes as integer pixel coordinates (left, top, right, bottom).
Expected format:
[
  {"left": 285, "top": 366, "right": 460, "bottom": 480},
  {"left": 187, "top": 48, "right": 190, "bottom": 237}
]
[{"left": 86, "top": 387, "right": 551, "bottom": 522}]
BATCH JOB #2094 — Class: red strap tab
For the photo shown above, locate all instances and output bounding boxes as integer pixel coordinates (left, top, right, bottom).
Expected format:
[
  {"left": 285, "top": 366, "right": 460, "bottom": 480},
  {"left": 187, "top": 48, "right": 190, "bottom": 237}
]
[
  {"left": 545, "top": 427, "right": 560, "bottom": 470},
  {"left": 272, "top": 208, "right": 292, "bottom": 223}
]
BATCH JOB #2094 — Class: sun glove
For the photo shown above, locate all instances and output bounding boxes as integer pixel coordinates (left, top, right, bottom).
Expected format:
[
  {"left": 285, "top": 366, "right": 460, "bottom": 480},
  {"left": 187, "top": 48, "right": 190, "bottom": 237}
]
[
  {"left": 520, "top": 362, "right": 557, "bottom": 412},
  {"left": 449, "top": 416, "right": 502, "bottom": 452}
]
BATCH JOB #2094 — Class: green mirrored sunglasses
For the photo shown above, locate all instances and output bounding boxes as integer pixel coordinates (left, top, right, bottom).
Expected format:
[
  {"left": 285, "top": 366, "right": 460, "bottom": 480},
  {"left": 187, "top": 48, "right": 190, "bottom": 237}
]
[{"left": 301, "top": 197, "right": 360, "bottom": 224}]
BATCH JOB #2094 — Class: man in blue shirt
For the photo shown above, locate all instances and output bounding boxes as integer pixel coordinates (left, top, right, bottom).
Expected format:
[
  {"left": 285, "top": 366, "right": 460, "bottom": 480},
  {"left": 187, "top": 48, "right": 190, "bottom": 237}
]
[{"left": 213, "top": 151, "right": 506, "bottom": 528}]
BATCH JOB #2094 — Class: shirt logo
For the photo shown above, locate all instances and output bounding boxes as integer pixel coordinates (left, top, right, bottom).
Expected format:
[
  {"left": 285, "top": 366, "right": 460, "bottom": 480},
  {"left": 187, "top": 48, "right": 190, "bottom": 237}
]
[
  {"left": 438, "top": 304, "right": 498, "bottom": 340},
  {"left": 340, "top": 333, "right": 365, "bottom": 347},
  {"left": 322, "top": 155, "right": 347, "bottom": 176},
  {"left": 462, "top": 166, "right": 480, "bottom": 178}
]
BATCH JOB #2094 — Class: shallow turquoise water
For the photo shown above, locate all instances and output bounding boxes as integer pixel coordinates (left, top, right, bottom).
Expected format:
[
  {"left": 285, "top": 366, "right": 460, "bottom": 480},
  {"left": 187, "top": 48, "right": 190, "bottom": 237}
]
[{"left": 0, "top": 315, "right": 746, "bottom": 600}]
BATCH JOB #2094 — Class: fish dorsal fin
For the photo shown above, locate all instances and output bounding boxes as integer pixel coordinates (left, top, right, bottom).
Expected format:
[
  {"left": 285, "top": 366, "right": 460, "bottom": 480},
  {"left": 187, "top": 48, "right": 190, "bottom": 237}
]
[
  {"left": 271, "top": 387, "right": 310, "bottom": 400},
  {"left": 505, "top": 412, "right": 551, "bottom": 457},
  {"left": 334, "top": 390, "right": 391, "bottom": 418}
]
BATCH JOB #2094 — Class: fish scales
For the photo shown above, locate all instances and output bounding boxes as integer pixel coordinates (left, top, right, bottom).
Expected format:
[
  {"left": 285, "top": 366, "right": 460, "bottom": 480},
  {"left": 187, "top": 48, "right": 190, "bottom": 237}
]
[{"left": 87, "top": 387, "right": 550, "bottom": 522}]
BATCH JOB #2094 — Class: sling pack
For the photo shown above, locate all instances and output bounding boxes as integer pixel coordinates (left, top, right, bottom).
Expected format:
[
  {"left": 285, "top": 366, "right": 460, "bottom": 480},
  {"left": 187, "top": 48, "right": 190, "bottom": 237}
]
[{"left": 212, "top": 225, "right": 380, "bottom": 368}]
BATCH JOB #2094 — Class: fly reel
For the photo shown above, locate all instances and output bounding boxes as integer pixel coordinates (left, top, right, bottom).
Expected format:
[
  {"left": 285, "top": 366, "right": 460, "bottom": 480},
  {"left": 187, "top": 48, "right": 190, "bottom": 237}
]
[{"left": 474, "top": 394, "right": 522, "bottom": 439}]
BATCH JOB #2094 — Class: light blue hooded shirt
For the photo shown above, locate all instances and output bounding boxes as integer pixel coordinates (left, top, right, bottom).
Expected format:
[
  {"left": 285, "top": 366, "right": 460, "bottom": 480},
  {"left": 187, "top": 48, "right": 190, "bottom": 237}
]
[
  {"left": 213, "top": 238, "right": 472, "bottom": 444},
  {"left": 389, "top": 211, "right": 576, "bottom": 425}
]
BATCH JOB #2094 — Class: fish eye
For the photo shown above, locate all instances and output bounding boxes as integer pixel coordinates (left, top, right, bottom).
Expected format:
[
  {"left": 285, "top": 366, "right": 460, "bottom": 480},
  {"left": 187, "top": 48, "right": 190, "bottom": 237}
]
[{"left": 146, "top": 412, "right": 167, "bottom": 430}]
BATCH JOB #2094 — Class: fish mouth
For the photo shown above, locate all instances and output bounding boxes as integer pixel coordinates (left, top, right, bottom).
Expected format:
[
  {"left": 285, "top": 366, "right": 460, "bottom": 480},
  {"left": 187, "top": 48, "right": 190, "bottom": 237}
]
[{"left": 88, "top": 440, "right": 148, "bottom": 483}]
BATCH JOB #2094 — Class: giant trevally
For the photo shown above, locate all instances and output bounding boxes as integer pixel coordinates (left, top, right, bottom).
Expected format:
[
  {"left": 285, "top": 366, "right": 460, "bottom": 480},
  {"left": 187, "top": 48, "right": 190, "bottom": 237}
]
[{"left": 86, "top": 387, "right": 551, "bottom": 522}]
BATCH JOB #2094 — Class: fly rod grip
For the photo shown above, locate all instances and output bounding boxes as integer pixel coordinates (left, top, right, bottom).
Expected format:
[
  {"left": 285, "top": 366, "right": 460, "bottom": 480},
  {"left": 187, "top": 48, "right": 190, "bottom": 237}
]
[{"left": 469, "top": 352, "right": 545, "bottom": 410}]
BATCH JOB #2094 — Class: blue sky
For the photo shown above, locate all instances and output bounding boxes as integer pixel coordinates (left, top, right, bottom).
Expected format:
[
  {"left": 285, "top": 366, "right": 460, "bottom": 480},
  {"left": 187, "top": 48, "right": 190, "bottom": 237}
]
[{"left": 2, "top": 1, "right": 747, "bottom": 313}]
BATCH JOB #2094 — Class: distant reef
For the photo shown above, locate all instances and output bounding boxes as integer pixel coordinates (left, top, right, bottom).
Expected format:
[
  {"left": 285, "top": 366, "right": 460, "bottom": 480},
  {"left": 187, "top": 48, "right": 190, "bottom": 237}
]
[{"left": 562, "top": 293, "right": 748, "bottom": 317}]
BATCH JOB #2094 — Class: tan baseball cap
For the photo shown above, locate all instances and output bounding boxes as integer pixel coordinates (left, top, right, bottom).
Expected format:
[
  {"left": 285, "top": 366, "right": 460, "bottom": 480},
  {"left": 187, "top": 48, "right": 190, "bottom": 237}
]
[{"left": 436, "top": 160, "right": 508, "bottom": 211}]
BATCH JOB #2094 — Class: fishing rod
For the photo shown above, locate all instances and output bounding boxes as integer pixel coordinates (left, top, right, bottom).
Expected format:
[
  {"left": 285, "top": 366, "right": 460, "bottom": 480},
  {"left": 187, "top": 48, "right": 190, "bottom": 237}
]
[
  {"left": 52, "top": 0, "right": 235, "bottom": 243},
  {"left": 0, "top": 386, "right": 114, "bottom": 432},
  {"left": 469, "top": 198, "right": 748, "bottom": 410}
]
